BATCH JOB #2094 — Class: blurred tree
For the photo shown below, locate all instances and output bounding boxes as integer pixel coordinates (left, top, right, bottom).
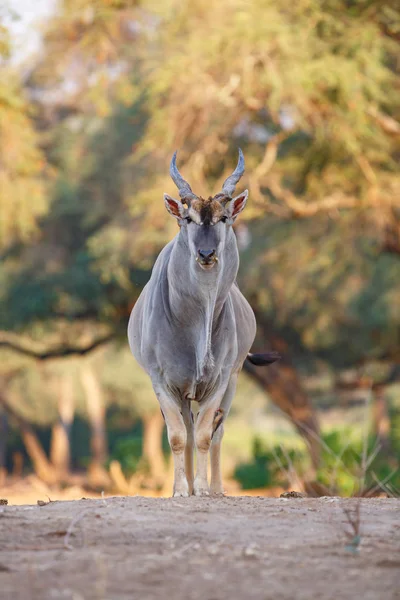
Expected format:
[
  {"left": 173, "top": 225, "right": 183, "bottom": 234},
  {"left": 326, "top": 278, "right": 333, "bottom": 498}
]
[
  {"left": 1, "top": 0, "right": 399, "bottom": 487},
  {"left": 29, "top": 0, "right": 143, "bottom": 119},
  {"left": 0, "top": 383, "right": 58, "bottom": 485},
  {"left": 0, "top": 19, "right": 49, "bottom": 249},
  {"left": 49, "top": 374, "right": 75, "bottom": 478},
  {"left": 80, "top": 362, "right": 111, "bottom": 486},
  {"left": 0, "top": 412, "right": 8, "bottom": 484},
  {"left": 141, "top": 0, "right": 399, "bottom": 243},
  {"left": 99, "top": 345, "right": 166, "bottom": 484},
  {"left": 244, "top": 321, "right": 320, "bottom": 469}
]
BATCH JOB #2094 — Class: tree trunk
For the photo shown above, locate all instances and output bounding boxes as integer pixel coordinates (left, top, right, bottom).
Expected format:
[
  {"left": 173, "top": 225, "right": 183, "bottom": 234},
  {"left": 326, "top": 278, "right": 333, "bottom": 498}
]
[
  {"left": 0, "top": 412, "right": 7, "bottom": 485},
  {"left": 336, "top": 374, "right": 397, "bottom": 457},
  {"left": 0, "top": 392, "right": 58, "bottom": 484},
  {"left": 372, "top": 385, "right": 391, "bottom": 454},
  {"left": 50, "top": 375, "right": 74, "bottom": 480},
  {"left": 21, "top": 425, "right": 59, "bottom": 484},
  {"left": 243, "top": 312, "right": 320, "bottom": 471},
  {"left": 80, "top": 365, "right": 110, "bottom": 487},
  {"left": 142, "top": 410, "right": 165, "bottom": 485},
  {"left": 0, "top": 393, "right": 58, "bottom": 484},
  {"left": 12, "top": 452, "right": 23, "bottom": 479},
  {"left": 244, "top": 360, "right": 320, "bottom": 469}
]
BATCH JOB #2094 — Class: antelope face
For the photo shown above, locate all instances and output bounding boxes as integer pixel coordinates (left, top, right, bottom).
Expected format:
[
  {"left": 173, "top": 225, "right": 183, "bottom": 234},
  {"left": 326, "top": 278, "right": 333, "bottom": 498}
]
[
  {"left": 164, "top": 148, "right": 248, "bottom": 270},
  {"left": 164, "top": 192, "right": 248, "bottom": 270}
]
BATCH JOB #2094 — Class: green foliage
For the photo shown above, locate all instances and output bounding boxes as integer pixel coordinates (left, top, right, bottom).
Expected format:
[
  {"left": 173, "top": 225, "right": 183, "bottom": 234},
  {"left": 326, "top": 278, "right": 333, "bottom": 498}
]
[
  {"left": 389, "top": 401, "right": 400, "bottom": 457},
  {"left": 7, "top": 367, "right": 59, "bottom": 426},
  {"left": 316, "top": 429, "right": 364, "bottom": 496},
  {"left": 31, "top": 0, "right": 142, "bottom": 117},
  {"left": 316, "top": 428, "right": 400, "bottom": 496},
  {"left": 0, "top": 98, "right": 151, "bottom": 331},
  {"left": 235, "top": 423, "right": 400, "bottom": 495},
  {"left": 142, "top": 0, "right": 399, "bottom": 207},
  {"left": 234, "top": 437, "right": 303, "bottom": 489},
  {"left": 0, "top": 72, "right": 49, "bottom": 249},
  {"left": 0, "top": 10, "right": 50, "bottom": 249},
  {"left": 1, "top": 1, "right": 399, "bottom": 488},
  {"left": 3, "top": 0, "right": 399, "bottom": 364},
  {"left": 109, "top": 435, "right": 143, "bottom": 476},
  {"left": 241, "top": 214, "right": 400, "bottom": 367},
  {"left": 70, "top": 415, "right": 91, "bottom": 468},
  {"left": 99, "top": 346, "right": 159, "bottom": 416}
]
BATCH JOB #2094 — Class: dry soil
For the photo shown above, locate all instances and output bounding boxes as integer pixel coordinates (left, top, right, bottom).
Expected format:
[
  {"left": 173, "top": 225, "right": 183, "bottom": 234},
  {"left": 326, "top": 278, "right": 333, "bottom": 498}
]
[{"left": 0, "top": 496, "right": 399, "bottom": 600}]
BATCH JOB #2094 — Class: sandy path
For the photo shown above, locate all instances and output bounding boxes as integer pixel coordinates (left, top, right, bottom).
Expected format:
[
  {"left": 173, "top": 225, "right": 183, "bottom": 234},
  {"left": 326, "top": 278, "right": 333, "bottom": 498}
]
[{"left": 0, "top": 496, "right": 399, "bottom": 600}]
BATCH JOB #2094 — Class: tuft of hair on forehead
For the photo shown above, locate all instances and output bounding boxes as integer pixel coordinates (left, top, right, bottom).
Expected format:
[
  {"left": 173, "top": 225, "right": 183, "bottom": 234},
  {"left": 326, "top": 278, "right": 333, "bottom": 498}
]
[{"left": 190, "top": 196, "right": 224, "bottom": 225}]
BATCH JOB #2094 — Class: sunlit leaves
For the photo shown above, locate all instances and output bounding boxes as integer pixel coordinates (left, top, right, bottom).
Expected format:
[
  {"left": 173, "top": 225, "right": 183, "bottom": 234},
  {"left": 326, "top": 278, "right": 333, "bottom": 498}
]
[
  {"left": 0, "top": 72, "right": 49, "bottom": 249},
  {"left": 141, "top": 0, "right": 399, "bottom": 226},
  {"left": 2, "top": 0, "right": 400, "bottom": 375},
  {"left": 30, "top": 0, "right": 146, "bottom": 117}
]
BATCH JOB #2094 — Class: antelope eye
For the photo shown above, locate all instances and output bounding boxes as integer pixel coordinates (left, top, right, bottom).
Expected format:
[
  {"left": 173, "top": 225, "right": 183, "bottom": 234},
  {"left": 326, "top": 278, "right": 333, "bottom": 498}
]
[
  {"left": 220, "top": 216, "right": 228, "bottom": 223},
  {"left": 185, "top": 216, "right": 192, "bottom": 224}
]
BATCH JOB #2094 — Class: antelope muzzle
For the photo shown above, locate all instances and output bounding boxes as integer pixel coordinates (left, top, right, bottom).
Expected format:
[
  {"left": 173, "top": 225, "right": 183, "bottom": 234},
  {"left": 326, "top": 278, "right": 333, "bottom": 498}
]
[{"left": 196, "top": 248, "right": 218, "bottom": 268}]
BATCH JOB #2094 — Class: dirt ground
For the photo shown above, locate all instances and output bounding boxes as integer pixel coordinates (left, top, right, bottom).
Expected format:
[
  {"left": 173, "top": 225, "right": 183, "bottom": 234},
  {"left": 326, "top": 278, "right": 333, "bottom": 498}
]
[{"left": 0, "top": 496, "right": 399, "bottom": 600}]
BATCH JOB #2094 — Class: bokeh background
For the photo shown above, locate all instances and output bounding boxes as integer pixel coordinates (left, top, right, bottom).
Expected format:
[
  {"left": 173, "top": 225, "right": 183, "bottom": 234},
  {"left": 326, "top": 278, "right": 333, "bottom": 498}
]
[{"left": 0, "top": 0, "right": 399, "bottom": 503}]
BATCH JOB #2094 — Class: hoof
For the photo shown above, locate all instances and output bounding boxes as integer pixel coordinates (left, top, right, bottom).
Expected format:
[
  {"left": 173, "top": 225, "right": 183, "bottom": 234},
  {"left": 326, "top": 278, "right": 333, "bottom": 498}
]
[
  {"left": 173, "top": 479, "right": 190, "bottom": 497},
  {"left": 193, "top": 480, "right": 210, "bottom": 496},
  {"left": 173, "top": 489, "right": 190, "bottom": 498},
  {"left": 210, "top": 488, "right": 225, "bottom": 496},
  {"left": 193, "top": 489, "right": 210, "bottom": 497}
]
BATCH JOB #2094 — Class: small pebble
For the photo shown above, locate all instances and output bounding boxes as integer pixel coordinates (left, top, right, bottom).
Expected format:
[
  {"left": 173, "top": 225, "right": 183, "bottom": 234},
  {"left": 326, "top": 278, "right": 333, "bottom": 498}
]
[{"left": 243, "top": 544, "right": 259, "bottom": 557}]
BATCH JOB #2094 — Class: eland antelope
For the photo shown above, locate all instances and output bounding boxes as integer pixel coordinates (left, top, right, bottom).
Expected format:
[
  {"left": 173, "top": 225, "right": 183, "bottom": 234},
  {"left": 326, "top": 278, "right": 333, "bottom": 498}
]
[{"left": 128, "top": 150, "right": 279, "bottom": 496}]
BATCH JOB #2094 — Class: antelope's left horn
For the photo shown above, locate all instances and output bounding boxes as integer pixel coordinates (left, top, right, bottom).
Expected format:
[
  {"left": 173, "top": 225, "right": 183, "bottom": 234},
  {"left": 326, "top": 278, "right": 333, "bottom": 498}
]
[{"left": 221, "top": 148, "right": 245, "bottom": 198}]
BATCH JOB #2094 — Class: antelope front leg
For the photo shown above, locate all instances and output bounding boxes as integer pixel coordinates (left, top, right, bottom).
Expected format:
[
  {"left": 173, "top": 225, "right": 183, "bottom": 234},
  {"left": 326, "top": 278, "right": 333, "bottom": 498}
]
[
  {"left": 153, "top": 385, "right": 189, "bottom": 497},
  {"left": 181, "top": 403, "right": 194, "bottom": 495},
  {"left": 194, "top": 398, "right": 222, "bottom": 496},
  {"left": 210, "top": 423, "right": 224, "bottom": 495},
  {"left": 210, "top": 375, "right": 237, "bottom": 495}
]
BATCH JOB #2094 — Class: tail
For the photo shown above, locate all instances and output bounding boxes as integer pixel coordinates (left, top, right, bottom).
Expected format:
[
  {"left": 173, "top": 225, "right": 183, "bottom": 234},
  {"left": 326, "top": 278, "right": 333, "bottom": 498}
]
[{"left": 246, "top": 351, "right": 281, "bottom": 366}]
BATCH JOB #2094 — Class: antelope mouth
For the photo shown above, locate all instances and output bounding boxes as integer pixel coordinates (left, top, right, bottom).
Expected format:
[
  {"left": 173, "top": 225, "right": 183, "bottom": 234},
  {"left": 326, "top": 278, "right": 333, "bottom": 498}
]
[{"left": 196, "top": 256, "right": 218, "bottom": 269}]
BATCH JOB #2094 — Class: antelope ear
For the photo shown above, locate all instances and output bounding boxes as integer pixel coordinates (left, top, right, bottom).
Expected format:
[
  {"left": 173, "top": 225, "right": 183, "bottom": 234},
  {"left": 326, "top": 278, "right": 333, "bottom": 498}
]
[
  {"left": 226, "top": 190, "right": 248, "bottom": 219},
  {"left": 164, "top": 194, "right": 186, "bottom": 219}
]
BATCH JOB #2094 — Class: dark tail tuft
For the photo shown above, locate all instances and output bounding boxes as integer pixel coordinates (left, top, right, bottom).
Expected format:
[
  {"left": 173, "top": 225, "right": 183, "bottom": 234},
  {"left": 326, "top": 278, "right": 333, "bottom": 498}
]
[{"left": 246, "top": 351, "right": 281, "bottom": 366}]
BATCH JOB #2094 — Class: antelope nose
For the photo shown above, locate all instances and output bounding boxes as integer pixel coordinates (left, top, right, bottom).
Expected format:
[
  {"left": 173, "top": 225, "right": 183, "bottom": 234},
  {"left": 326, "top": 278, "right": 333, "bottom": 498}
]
[{"left": 198, "top": 249, "right": 216, "bottom": 262}]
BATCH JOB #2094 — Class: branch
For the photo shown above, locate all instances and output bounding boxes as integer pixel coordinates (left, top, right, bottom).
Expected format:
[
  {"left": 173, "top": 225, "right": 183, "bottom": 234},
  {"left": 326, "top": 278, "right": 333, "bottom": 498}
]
[
  {"left": 336, "top": 365, "right": 400, "bottom": 392},
  {"left": 249, "top": 134, "right": 292, "bottom": 217},
  {"left": 254, "top": 132, "right": 289, "bottom": 180},
  {"left": 368, "top": 106, "right": 400, "bottom": 137},
  {"left": 268, "top": 176, "right": 359, "bottom": 217},
  {"left": 381, "top": 220, "right": 400, "bottom": 256},
  {"left": 0, "top": 331, "right": 115, "bottom": 360}
]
